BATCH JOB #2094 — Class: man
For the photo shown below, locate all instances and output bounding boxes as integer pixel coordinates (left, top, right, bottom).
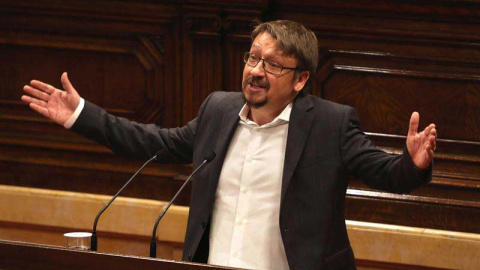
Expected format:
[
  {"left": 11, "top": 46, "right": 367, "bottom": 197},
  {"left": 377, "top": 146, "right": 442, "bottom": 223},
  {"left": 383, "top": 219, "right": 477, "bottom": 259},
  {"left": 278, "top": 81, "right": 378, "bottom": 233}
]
[{"left": 22, "top": 20, "right": 436, "bottom": 270}]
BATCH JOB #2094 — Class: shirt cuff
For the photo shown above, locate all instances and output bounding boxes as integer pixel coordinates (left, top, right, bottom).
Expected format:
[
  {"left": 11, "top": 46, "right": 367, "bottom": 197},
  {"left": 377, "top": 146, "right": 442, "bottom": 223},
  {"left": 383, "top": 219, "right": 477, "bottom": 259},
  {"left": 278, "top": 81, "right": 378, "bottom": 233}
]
[{"left": 64, "top": 98, "right": 85, "bottom": 129}]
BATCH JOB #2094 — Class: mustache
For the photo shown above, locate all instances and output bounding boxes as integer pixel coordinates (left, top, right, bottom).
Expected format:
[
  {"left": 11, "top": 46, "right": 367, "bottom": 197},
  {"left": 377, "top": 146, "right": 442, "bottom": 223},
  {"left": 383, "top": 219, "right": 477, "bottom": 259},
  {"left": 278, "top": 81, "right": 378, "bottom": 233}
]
[{"left": 243, "top": 76, "right": 270, "bottom": 90}]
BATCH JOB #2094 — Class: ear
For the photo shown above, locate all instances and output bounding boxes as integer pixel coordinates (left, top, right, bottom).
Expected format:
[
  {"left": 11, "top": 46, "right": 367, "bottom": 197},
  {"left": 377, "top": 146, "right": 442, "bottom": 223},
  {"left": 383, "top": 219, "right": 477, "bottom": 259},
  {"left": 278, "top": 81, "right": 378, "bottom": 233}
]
[{"left": 293, "top": 71, "right": 310, "bottom": 92}]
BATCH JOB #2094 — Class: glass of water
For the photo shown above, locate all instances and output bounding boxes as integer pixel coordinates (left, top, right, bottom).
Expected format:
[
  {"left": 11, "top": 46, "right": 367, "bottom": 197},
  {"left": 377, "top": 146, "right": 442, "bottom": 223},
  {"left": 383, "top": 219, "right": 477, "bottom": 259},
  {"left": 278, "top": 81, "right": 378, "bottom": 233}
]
[{"left": 63, "top": 232, "right": 92, "bottom": 250}]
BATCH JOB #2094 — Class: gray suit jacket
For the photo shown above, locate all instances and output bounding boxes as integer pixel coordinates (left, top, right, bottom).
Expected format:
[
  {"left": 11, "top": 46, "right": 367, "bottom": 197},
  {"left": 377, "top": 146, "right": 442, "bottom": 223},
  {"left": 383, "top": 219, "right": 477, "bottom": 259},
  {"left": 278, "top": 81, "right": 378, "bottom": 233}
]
[{"left": 72, "top": 91, "right": 431, "bottom": 270}]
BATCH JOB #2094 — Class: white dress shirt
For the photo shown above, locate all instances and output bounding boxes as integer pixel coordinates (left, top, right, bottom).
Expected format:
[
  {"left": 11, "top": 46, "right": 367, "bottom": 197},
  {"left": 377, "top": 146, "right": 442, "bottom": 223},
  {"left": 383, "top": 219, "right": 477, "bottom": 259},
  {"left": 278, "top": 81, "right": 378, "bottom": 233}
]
[
  {"left": 208, "top": 103, "right": 291, "bottom": 270},
  {"left": 65, "top": 99, "right": 292, "bottom": 269}
]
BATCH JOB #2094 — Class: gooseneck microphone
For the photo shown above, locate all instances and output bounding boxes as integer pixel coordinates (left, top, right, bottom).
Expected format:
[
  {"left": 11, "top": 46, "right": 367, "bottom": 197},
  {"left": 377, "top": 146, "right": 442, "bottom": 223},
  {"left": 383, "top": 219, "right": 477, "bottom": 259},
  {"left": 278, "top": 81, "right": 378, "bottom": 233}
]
[
  {"left": 90, "top": 152, "right": 161, "bottom": 251},
  {"left": 149, "top": 152, "right": 216, "bottom": 258}
]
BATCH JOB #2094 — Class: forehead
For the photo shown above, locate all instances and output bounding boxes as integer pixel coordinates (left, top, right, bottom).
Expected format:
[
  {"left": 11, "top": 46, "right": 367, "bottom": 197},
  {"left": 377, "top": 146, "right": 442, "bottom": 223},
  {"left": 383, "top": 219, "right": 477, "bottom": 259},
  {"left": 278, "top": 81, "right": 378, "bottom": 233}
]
[
  {"left": 250, "top": 32, "right": 297, "bottom": 65},
  {"left": 250, "top": 32, "right": 282, "bottom": 55}
]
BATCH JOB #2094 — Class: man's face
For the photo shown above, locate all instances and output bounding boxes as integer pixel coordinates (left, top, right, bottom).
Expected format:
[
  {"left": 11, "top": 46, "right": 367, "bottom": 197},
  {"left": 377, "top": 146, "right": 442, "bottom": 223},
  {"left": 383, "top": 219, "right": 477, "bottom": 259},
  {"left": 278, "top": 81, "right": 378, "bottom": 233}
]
[{"left": 242, "top": 32, "right": 305, "bottom": 114}]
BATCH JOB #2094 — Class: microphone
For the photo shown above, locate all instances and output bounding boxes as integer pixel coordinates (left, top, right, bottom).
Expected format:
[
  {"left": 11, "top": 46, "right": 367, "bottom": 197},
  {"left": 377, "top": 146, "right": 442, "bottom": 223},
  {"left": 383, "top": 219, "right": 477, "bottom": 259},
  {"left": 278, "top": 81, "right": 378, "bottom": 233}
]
[
  {"left": 149, "top": 152, "right": 216, "bottom": 258},
  {"left": 90, "top": 151, "right": 161, "bottom": 251}
]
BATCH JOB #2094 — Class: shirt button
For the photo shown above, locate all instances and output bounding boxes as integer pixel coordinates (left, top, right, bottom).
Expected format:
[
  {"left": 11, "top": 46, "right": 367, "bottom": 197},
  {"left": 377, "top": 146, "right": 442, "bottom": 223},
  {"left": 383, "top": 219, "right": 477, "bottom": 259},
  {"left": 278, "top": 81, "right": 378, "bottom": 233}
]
[
  {"left": 233, "top": 252, "right": 238, "bottom": 257},
  {"left": 240, "top": 188, "right": 247, "bottom": 193}
]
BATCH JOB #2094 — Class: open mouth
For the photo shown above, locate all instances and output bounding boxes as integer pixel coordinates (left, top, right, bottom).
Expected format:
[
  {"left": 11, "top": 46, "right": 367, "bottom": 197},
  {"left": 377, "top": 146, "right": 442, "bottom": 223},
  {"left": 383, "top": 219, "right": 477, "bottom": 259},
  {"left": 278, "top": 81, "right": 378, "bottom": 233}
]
[{"left": 249, "top": 82, "right": 268, "bottom": 91}]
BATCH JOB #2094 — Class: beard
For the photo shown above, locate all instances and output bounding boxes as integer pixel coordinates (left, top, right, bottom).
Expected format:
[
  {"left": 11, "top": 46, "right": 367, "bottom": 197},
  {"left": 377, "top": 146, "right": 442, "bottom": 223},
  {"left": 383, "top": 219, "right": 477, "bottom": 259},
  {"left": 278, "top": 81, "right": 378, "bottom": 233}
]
[
  {"left": 242, "top": 93, "right": 268, "bottom": 109},
  {"left": 242, "top": 76, "right": 270, "bottom": 109}
]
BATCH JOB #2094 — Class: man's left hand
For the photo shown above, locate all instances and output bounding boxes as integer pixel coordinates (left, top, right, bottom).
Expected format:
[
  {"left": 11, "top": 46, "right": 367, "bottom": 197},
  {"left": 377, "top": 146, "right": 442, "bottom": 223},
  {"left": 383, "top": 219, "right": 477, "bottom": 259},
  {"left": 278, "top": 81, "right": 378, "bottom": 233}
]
[{"left": 406, "top": 112, "right": 437, "bottom": 169}]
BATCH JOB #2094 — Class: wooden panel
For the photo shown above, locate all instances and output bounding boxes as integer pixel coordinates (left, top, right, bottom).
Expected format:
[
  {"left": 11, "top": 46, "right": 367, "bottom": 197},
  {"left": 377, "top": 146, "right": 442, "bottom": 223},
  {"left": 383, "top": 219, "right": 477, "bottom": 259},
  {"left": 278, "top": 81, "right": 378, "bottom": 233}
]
[
  {"left": 180, "top": 5, "right": 261, "bottom": 123},
  {"left": 0, "top": 222, "right": 184, "bottom": 261},
  {"left": 356, "top": 260, "right": 450, "bottom": 270},
  {"left": 0, "top": 142, "right": 194, "bottom": 205},
  {"left": 0, "top": 0, "right": 264, "bottom": 208},
  {"left": 1, "top": 186, "right": 477, "bottom": 269},
  {"left": 0, "top": 0, "right": 184, "bottom": 206},
  {"left": 1, "top": 0, "right": 480, "bottom": 240},
  {"left": 319, "top": 55, "right": 480, "bottom": 142},
  {"left": 1, "top": 44, "right": 144, "bottom": 113},
  {"left": 272, "top": 0, "right": 480, "bottom": 234},
  {"left": 0, "top": 240, "right": 232, "bottom": 270}
]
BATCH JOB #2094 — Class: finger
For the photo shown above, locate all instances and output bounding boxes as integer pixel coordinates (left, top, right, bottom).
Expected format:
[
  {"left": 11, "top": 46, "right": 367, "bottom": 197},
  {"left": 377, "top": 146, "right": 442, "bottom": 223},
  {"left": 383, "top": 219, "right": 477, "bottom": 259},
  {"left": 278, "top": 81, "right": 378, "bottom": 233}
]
[
  {"left": 429, "top": 134, "right": 437, "bottom": 151},
  {"left": 427, "top": 149, "right": 434, "bottom": 161},
  {"left": 22, "top": 95, "right": 48, "bottom": 108},
  {"left": 30, "top": 80, "right": 57, "bottom": 95},
  {"left": 424, "top": 144, "right": 433, "bottom": 155},
  {"left": 30, "top": 103, "right": 51, "bottom": 119},
  {"left": 23, "top": 85, "right": 50, "bottom": 102},
  {"left": 21, "top": 95, "right": 33, "bottom": 104},
  {"left": 424, "top": 142, "right": 434, "bottom": 158},
  {"left": 61, "top": 72, "right": 75, "bottom": 94},
  {"left": 423, "top": 132, "right": 436, "bottom": 151},
  {"left": 418, "top": 142, "right": 434, "bottom": 169},
  {"left": 408, "top": 112, "right": 420, "bottom": 136},
  {"left": 423, "top": 124, "right": 435, "bottom": 137}
]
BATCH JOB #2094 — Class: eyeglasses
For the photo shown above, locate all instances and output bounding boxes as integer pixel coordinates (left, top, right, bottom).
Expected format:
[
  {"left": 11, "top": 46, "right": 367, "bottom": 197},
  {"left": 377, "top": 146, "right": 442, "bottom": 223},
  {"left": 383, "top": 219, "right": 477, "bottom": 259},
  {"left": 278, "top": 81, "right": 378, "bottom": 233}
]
[{"left": 243, "top": 52, "right": 300, "bottom": 75}]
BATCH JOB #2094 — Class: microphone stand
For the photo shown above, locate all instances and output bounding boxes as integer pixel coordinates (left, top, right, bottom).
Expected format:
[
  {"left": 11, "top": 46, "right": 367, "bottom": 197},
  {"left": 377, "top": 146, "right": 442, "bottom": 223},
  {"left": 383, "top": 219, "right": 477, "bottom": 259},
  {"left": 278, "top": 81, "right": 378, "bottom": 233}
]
[
  {"left": 91, "top": 154, "right": 158, "bottom": 251},
  {"left": 149, "top": 152, "right": 215, "bottom": 258}
]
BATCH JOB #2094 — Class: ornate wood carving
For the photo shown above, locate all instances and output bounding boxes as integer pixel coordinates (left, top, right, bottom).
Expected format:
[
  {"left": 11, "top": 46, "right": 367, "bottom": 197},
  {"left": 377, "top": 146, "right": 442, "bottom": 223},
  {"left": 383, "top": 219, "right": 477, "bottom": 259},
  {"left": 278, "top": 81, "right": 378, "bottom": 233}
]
[
  {"left": 180, "top": 6, "right": 262, "bottom": 123},
  {"left": 0, "top": 0, "right": 182, "bottom": 204}
]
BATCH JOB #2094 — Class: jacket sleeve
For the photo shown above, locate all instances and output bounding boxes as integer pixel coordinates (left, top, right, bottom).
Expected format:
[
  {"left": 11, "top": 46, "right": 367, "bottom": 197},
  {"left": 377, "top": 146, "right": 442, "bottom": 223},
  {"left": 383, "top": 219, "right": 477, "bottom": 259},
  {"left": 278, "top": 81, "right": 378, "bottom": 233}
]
[
  {"left": 70, "top": 100, "right": 196, "bottom": 163},
  {"left": 70, "top": 91, "right": 218, "bottom": 164},
  {"left": 340, "top": 106, "right": 432, "bottom": 193}
]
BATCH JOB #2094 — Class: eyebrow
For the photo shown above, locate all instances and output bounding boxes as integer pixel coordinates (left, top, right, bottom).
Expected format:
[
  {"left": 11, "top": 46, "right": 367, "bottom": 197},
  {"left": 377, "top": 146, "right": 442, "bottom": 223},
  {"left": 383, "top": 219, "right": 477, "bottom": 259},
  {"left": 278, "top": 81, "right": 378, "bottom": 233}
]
[
  {"left": 250, "top": 44, "right": 284, "bottom": 61},
  {"left": 251, "top": 43, "right": 282, "bottom": 54},
  {"left": 251, "top": 43, "right": 262, "bottom": 49}
]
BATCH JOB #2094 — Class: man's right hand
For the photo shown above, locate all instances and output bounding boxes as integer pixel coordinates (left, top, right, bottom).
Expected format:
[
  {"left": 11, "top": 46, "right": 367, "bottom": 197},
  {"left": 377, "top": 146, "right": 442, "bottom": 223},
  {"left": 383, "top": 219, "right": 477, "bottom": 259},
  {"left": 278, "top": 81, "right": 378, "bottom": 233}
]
[{"left": 21, "top": 72, "right": 80, "bottom": 126}]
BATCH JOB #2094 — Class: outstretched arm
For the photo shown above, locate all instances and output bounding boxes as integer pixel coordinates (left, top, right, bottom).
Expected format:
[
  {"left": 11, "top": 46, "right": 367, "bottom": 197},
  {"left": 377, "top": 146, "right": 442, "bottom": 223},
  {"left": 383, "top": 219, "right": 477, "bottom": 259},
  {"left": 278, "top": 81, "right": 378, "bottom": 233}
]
[
  {"left": 341, "top": 107, "right": 434, "bottom": 193},
  {"left": 21, "top": 72, "right": 80, "bottom": 126},
  {"left": 406, "top": 112, "right": 437, "bottom": 169}
]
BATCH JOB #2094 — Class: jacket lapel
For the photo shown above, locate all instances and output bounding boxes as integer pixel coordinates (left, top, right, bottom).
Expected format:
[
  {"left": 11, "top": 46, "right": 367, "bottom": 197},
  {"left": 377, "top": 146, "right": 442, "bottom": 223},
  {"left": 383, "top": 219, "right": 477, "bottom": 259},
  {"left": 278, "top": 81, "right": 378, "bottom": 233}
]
[
  {"left": 281, "top": 94, "right": 315, "bottom": 206},
  {"left": 204, "top": 93, "right": 315, "bottom": 208},
  {"left": 207, "top": 95, "right": 244, "bottom": 204}
]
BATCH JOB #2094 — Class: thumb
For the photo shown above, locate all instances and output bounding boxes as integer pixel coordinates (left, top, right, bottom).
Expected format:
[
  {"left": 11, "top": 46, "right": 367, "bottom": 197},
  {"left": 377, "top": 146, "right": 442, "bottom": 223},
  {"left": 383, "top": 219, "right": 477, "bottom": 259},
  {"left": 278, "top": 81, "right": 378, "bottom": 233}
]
[
  {"left": 408, "top": 112, "right": 420, "bottom": 136},
  {"left": 61, "top": 72, "right": 76, "bottom": 94}
]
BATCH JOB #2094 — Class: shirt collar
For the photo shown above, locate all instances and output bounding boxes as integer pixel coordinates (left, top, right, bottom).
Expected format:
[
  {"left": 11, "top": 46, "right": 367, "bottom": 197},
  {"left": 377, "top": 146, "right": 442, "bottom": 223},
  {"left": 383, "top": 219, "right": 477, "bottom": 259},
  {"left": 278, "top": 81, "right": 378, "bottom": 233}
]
[{"left": 238, "top": 103, "right": 293, "bottom": 127}]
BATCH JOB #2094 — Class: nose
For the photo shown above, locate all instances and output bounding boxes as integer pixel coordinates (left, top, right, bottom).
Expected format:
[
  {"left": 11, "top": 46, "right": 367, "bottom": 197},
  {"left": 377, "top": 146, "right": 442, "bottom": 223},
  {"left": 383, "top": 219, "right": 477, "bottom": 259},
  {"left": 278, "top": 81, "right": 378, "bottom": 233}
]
[{"left": 249, "top": 59, "right": 266, "bottom": 76}]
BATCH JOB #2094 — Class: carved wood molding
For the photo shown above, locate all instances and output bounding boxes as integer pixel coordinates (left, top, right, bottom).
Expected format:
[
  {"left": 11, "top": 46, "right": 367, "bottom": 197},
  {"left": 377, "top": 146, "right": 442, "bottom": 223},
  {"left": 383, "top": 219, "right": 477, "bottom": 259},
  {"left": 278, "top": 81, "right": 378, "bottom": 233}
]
[
  {"left": 133, "top": 35, "right": 166, "bottom": 124},
  {"left": 179, "top": 7, "right": 260, "bottom": 122},
  {"left": 314, "top": 49, "right": 480, "bottom": 197},
  {"left": 366, "top": 134, "right": 480, "bottom": 188},
  {"left": 347, "top": 188, "right": 480, "bottom": 209},
  {"left": 0, "top": 0, "right": 179, "bottom": 25},
  {"left": 184, "top": 14, "right": 222, "bottom": 35},
  {"left": 345, "top": 190, "right": 480, "bottom": 233},
  {"left": 182, "top": 4, "right": 263, "bottom": 36},
  {"left": 1, "top": 32, "right": 166, "bottom": 126},
  {"left": 277, "top": 0, "right": 480, "bottom": 22}
]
